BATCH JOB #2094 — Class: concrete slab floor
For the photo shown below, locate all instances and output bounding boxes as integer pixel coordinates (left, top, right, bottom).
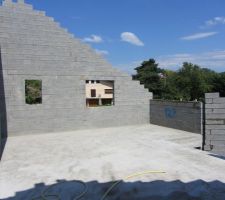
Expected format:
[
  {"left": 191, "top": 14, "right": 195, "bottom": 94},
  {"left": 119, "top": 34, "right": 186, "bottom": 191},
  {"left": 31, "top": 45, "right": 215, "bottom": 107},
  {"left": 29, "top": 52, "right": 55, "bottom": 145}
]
[{"left": 0, "top": 124, "right": 225, "bottom": 200}]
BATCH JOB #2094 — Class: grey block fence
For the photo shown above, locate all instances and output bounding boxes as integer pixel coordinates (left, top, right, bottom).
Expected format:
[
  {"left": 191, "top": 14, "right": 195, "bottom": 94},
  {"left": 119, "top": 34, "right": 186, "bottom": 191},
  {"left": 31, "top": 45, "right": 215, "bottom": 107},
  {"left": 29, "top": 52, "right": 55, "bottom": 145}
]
[
  {"left": 150, "top": 100, "right": 203, "bottom": 134},
  {"left": 204, "top": 93, "right": 225, "bottom": 155}
]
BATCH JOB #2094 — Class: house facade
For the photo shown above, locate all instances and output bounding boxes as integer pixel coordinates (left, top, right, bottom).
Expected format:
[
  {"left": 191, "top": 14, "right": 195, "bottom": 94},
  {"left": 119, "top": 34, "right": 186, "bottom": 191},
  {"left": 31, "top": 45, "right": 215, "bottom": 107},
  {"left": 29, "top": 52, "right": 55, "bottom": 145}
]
[
  {"left": 0, "top": 0, "right": 152, "bottom": 137},
  {"left": 86, "top": 80, "right": 114, "bottom": 107}
]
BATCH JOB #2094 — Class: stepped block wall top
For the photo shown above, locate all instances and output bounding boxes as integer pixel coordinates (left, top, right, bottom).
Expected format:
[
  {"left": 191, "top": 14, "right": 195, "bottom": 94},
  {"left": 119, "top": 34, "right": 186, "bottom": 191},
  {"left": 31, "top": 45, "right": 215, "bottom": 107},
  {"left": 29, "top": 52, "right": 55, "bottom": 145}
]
[{"left": 0, "top": 0, "right": 152, "bottom": 136}]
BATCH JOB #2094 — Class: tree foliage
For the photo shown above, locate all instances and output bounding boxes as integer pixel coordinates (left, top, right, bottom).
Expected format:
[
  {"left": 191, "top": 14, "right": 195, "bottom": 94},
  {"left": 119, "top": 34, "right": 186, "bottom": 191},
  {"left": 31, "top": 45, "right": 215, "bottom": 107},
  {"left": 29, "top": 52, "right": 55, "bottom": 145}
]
[
  {"left": 133, "top": 59, "right": 225, "bottom": 101},
  {"left": 213, "top": 72, "right": 225, "bottom": 97},
  {"left": 133, "top": 59, "right": 165, "bottom": 99},
  {"left": 25, "top": 80, "right": 42, "bottom": 104}
]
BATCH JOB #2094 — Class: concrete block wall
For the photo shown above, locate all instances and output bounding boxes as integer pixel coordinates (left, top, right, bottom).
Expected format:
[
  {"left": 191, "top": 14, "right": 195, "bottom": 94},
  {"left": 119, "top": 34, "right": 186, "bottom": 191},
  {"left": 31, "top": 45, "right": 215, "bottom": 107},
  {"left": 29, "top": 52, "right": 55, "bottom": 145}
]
[
  {"left": 0, "top": 0, "right": 152, "bottom": 137},
  {"left": 150, "top": 100, "right": 202, "bottom": 134},
  {"left": 204, "top": 93, "right": 225, "bottom": 155}
]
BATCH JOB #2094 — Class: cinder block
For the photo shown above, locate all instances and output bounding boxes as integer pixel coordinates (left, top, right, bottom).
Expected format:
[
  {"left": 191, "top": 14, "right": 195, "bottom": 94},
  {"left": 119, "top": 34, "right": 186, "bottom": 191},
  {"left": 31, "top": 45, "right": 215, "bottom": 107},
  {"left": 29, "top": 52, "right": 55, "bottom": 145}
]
[
  {"left": 210, "top": 109, "right": 225, "bottom": 114},
  {"left": 206, "top": 120, "right": 225, "bottom": 125},
  {"left": 206, "top": 134, "right": 225, "bottom": 141},
  {"left": 205, "top": 125, "right": 225, "bottom": 130},
  {"left": 213, "top": 98, "right": 225, "bottom": 104},
  {"left": 205, "top": 104, "right": 225, "bottom": 109},
  {"left": 205, "top": 93, "right": 219, "bottom": 99},
  {"left": 211, "top": 130, "right": 225, "bottom": 134},
  {"left": 205, "top": 113, "right": 225, "bottom": 119},
  {"left": 205, "top": 109, "right": 213, "bottom": 113},
  {"left": 205, "top": 98, "right": 213, "bottom": 104}
]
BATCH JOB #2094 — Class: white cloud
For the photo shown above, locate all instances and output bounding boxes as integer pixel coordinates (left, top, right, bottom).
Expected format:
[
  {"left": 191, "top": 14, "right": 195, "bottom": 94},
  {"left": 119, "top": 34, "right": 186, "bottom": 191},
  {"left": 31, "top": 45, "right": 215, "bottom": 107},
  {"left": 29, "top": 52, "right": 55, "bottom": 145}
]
[
  {"left": 95, "top": 49, "right": 109, "bottom": 56},
  {"left": 205, "top": 17, "right": 225, "bottom": 27},
  {"left": 83, "top": 35, "right": 103, "bottom": 43},
  {"left": 181, "top": 32, "right": 218, "bottom": 40},
  {"left": 157, "top": 50, "right": 225, "bottom": 72},
  {"left": 121, "top": 32, "right": 144, "bottom": 46}
]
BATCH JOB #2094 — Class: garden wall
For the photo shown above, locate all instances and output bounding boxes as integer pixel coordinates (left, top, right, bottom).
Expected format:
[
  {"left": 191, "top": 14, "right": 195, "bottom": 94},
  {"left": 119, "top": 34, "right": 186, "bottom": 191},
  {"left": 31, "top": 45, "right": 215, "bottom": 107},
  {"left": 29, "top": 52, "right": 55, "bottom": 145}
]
[{"left": 150, "top": 100, "right": 202, "bottom": 134}]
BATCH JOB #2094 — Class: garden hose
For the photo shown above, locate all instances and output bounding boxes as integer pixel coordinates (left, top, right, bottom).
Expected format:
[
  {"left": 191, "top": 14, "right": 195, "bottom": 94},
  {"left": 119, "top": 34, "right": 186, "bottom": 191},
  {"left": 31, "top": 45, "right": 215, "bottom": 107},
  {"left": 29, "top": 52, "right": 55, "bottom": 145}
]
[
  {"left": 100, "top": 170, "right": 166, "bottom": 200},
  {"left": 31, "top": 170, "right": 165, "bottom": 200},
  {"left": 31, "top": 180, "right": 88, "bottom": 200}
]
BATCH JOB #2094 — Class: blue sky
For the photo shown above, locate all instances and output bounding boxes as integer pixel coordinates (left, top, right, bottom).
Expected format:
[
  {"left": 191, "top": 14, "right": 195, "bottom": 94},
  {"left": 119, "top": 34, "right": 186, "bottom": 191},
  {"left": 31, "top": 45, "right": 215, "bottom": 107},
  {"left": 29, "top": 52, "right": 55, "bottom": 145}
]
[{"left": 6, "top": 0, "right": 225, "bottom": 73}]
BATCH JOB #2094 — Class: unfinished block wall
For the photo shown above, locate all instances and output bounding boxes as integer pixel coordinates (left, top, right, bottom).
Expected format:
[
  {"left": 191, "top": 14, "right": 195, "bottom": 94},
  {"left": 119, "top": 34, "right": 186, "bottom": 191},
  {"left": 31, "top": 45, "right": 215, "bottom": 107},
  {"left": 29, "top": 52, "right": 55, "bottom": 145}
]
[
  {"left": 204, "top": 93, "right": 225, "bottom": 155},
  {"left": 150, "top": 100, "right": 202, "bottom": 134},
  {"left": 0, "top": 0, "right": 152, "bottom": 136}
]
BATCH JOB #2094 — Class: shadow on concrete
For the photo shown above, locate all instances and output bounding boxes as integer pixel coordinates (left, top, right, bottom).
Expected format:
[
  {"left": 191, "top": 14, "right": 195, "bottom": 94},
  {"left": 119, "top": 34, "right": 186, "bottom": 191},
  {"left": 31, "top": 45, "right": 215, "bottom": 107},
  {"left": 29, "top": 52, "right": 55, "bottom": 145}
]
[
  {"left": 0, "top": 47, "right": 8, "bottom": 160},
  {"left": 209, "top": 154, "right": 225, "bottom": 161},
  {"left": 2, "top": 179, "right": 225, "bottom": 200}
]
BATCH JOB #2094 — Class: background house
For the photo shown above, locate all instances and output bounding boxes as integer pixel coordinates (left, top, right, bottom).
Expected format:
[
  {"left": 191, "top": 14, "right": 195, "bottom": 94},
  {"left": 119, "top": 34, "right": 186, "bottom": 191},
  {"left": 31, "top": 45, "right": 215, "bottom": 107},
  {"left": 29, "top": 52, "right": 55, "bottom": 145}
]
[{"left": 86, "top": 80, "right": 114, "bottom": 107}]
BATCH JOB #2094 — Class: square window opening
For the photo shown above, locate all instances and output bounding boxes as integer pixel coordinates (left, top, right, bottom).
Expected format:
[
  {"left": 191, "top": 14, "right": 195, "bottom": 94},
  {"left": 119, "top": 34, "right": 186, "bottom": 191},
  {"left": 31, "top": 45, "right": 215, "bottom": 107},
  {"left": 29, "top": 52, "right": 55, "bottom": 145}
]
[
  {"left": 85, "top": 80, "right": 114, "bottom": 107},
  {"left": 25, "top": 80, "right": 42, "bottom": 105}
]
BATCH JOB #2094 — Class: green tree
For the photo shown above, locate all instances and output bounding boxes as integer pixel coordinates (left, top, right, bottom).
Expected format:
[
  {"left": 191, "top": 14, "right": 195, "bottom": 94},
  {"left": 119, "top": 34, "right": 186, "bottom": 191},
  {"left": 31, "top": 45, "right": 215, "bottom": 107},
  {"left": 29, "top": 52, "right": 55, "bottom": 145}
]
[
  {"left": 161, "top": 70, "right": 182, "bottom": 100},
  {"left": 133, "top": 58, "right": 225, "bottom": 100},
  {"left": 133, "top": 59, "right": 165, "bottom": 99},
  {"left": 213, "top": 72, "right": 225, "bottom": 97},
  {"left": 175, "top": 63, "right": 207, "bottom": 100}
]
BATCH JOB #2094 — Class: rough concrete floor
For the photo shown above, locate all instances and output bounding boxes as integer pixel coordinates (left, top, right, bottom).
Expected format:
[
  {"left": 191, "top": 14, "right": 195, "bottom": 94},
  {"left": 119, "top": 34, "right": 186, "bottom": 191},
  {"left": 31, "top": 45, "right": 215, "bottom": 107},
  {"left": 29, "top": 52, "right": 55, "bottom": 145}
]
[{"left": 0, "top": 124, "right": 225, "bottom": 200}]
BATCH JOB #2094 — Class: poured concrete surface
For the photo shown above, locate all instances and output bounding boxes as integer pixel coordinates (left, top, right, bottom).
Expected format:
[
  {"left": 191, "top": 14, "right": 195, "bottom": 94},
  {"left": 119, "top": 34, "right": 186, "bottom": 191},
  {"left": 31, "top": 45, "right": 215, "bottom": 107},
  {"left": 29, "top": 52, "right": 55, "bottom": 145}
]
[{"left": 0, "top": 124, "right": 225, "bottom": 199}]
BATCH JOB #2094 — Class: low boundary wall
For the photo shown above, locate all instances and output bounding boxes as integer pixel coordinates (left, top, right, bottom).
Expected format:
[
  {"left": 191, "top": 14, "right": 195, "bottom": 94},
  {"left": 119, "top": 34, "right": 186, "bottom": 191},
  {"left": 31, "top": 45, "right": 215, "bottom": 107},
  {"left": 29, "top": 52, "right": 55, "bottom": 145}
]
[{"left": 150, "top": 100, "right": 202, "bottom": 134}]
